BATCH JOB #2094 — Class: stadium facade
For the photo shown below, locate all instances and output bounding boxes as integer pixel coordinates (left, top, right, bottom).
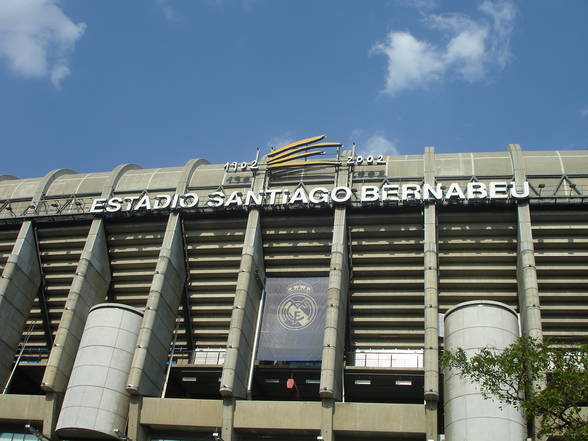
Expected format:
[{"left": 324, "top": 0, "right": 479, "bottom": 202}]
[{"left": 0, "top": 140, "right": 587, "bottom": 441}]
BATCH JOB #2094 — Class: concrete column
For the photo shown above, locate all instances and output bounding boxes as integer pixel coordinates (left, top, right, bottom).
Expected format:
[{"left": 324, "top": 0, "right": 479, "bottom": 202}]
[
  {"left": 320, "top": 167, "right": 350, "bottom": 441},
  {"left": 127, "top": 213, "right": 186, "bottom": 396},
  {"left": 42, "top": 163, "right": 139, "bottom": 395},
  {"left": 321, "top": 399, "right": 335, "bottom": 441},
  {"left": 101, "top": 163, "right": 142, "bottom": 197},
  {"left": 423, "top": 146, "right": 439, "bottom": 441},
  {"left": 126, "top": 157, "right": 206, "bottom": 397},
  {"left": 222, "top": 397, "right": 236, "bottom": 441},
  {"left": 508, "top": 144, "right": 544, "bottom": 441},
  {"left": 220, "top": 207, "right": 265, "bottom": 441},
  {"left": 41, "top": 220, "right": 111, "bottom": 393},
  {"left": 508, "top": 144, "right": 543, "bottom": 342},
  {"left": 42, "top": 392, "right": 63, "bottom": 440},
  {"left": 220, "top": 209, "right": 264, "bottom": 398},
  {"left": 0, "top": 221, "right": 41, "bottom": 390},
  {"left": 29, "top": 168, "right": 76, "bottom": 215},
  {"left": 128, "top": 396, "right": 149, "bottom": 441},
  {"left": 319, "top": 206, "right": 348, "bottom": 401}
]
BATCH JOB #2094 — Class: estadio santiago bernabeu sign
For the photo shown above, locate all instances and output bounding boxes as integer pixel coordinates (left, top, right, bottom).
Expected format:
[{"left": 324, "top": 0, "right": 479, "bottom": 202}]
[
  {"left": 88, "top": 135, "right": 530, "bottom": 214},
  {"left": 89, "top": 181, "right": 530, "bottom": 214}
]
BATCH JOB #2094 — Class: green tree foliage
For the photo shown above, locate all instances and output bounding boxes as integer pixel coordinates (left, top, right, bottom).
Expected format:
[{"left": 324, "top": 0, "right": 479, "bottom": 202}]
[{"left": 441, "top": 337, "right": 588, "bottom": 441}]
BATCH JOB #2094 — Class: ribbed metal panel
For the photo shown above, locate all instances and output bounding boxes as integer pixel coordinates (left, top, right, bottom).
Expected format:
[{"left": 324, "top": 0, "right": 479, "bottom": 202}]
[
  {"left": 262, "top": 213, "right": 332, "bottom": 278},
  {"left": 22, "top": 224, "right": 91, "bottom": 361},
  {"left": 438, "top": 210, "right": 518, "bottom": 313},
  {"left": 532, "top": 209, "right": 588, "bottom": 344},
  {"left": 348, "top": 211, "right": 424, "bottom": 349},
  {"left": 106, "top": 220, "right": 166, "bottom": 308},
  {"left": 184, "top": 216, "right": 246, "bottom": 352}
]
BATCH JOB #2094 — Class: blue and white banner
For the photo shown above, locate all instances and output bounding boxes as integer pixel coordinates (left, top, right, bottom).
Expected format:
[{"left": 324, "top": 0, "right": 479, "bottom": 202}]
[{"left": 257, "top": 277, "right": 328, "bottom": 362}]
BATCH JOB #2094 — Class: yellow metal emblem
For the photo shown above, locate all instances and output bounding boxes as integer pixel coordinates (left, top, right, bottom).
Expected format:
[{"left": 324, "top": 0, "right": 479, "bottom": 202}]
[{"left": 267, "top": 135, "right": 342, "bottom": 169}]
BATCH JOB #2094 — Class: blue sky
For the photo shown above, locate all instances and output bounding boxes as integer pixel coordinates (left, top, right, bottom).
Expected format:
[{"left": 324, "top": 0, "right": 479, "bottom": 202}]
[{"left": 0, "top": 0, "right": 587, "bottom": 178}]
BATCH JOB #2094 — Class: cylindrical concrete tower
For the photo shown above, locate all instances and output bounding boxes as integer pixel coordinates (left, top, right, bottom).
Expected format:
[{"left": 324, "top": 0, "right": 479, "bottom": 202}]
[
  {"left": 56, "top": 303, "right": 143, "bottom": 439},
  {"left": 443, "top": 300, "right": 526, "bottom": 441}
]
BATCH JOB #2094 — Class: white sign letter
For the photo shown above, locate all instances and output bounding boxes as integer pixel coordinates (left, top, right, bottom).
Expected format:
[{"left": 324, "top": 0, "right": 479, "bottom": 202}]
[{"left": 361, "top": 186, "right": 379, "bottom": 202}]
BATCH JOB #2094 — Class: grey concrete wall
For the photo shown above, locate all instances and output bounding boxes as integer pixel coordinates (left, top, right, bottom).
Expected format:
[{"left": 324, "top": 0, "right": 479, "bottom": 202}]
[
  {"left": 0, "top": 221, "right": 41, "bottom": 390},
  {"left": 0, "top": 394, "right": 46, "bottom": 422},
  {"left": 234, "top": 400, "right": 322, "bottom": 431},
  {"left": 333, "top": 402, "right": 425, "bottom": 435},
  {"left": 139, "top": 398, "right": 425, "bottom": 437},
  {"left": 127, "top": 213, "right": 186, "bottom": 396},
  {"left": 41, "top": 220, "right": 111, "bottom": 393},
  {"left": 141, "top": 397, "right": 223, "bottom": 430}
]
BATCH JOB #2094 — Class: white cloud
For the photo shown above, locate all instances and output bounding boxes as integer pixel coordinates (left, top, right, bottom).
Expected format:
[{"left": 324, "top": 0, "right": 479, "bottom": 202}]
[
  {"left": 0, "top": 0, "right": 85, "bottom": 87},
  {"left": 353, "top": 131, "right": 400, "bottom": 156},
  {"left": 373, "top": 1, "right": 516, "bottom": 95},
  {"left": 156, "top": 0, "right": 180, "bottom": 22},
  {"left": 267, "top": 135, "right": 294, "bottom": 150},
  {"left": 396, "top": 0, "right": 439, "bottom": 14},
  {"left": 581, "top": 107, "right": 588, "bottom": 118}
]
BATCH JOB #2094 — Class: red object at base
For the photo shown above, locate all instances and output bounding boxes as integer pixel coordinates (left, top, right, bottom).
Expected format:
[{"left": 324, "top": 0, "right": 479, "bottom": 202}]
[{"left": 286, "top": 378, "right": 296, "bottom": 389}]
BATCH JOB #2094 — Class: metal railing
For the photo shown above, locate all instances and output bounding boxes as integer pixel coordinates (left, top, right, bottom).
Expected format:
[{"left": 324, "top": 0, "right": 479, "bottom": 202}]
[
  {"left": 347, "top": 349, "right": 424, "bottom": 369},
  {"left": 190, "top": 349, "right": 226, "bottom": 366}
]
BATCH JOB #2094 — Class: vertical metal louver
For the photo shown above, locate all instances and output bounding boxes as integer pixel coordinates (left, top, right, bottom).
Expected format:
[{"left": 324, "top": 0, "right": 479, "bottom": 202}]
[
  {"left": 438, "top": 209, "right": 518, "bottom": 315},
  {"left": 262, "top": 213, "right": 333, "bottom": 278},
  {"left": 182, "top": 216, "right": 246, "bottom": 357},
  {"left": 106, "top": 220, "right": 166, "bottom": 308},
  {"left": 22, "top": 224, "right": 91, "bottom": 361},
  {"left": 348, "top": 211, "right": 424, "bottom": 350},
  {"left": 532, "top": 209, "right": 588, "bottom": 345}
]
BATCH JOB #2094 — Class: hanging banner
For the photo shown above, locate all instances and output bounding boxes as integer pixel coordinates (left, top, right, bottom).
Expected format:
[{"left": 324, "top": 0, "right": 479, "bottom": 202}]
[{"left": 257, "top": 278, "right": 328, "bottom": 362}]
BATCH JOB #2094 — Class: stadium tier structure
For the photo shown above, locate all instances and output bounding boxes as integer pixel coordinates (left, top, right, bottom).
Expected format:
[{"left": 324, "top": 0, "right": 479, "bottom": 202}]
[{"left": 0, "top": 142, "right": 587, "bottom": 441}]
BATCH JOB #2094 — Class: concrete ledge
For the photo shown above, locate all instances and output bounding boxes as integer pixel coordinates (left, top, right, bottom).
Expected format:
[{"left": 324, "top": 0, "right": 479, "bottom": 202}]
[
  {"left": 234, "top": 401, "right": 322, "bottom": 431},
  {"left": 334, "top": 402, "right": 425, "bottom": 435},
  {"left": 141, "top": 399, "right": 425, "bottom": 435},
  {"left": 141, "top": 398, "right": 222, "bottom": 430},
  {"left": 0, "top": 394, "right": 46, "bottom": 422}
]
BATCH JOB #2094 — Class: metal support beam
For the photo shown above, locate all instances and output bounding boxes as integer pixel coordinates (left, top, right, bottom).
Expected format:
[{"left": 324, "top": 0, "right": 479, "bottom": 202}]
[
  {"left": 181, "top": 287, "right": 194, "bottom": 353},
  {"left": 179, "top": 216, "right": 194, "bottom": 353},
  {"left": 32, "top": 226, "right": 53, "bottom": 349}
]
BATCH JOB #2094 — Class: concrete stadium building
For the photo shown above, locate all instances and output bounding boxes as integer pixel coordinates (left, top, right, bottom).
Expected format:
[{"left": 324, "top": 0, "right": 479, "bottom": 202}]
[{"left": 0, "top": 139, "right": 587, "bottom": 441}]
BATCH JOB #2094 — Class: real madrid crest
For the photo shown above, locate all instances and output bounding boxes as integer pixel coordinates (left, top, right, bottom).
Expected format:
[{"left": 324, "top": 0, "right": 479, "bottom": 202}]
[{"left": 277, "top": 281, "right": 318, "bottom": 330}]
